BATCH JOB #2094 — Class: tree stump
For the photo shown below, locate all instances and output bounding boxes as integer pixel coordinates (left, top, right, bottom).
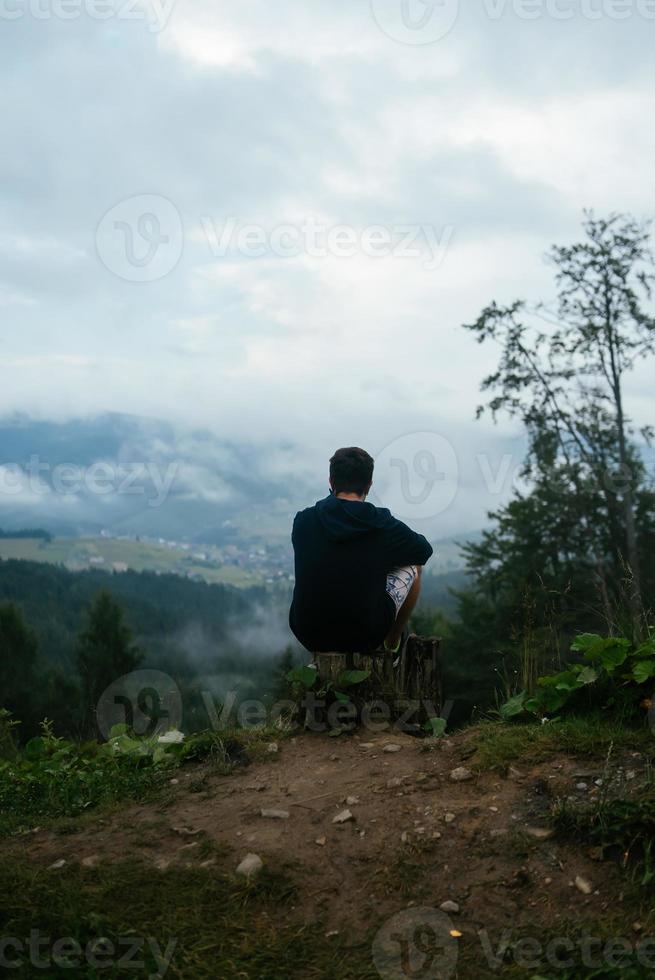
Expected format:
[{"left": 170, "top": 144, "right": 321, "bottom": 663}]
[{"left": 311, "top": 634, "right": 441, "bottom": 732}]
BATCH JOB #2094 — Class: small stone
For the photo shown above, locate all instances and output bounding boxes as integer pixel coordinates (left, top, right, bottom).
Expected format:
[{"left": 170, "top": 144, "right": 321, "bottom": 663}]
[
  {"left": 48, "top": 859, "right": 66, "bottom": 870},
  {"left": 260, "top": 809, "right": 290, "bottom": 820},
  {"left": 267, "top": 742, "right": 279, "bottom": 754},
  {"left": 508, "top": 767, "right": 523, "bottom": 780},
  {"left": 173, "top": 826, "right": 202, "bottom": 837},
  {"left": 81, "top": 855, "right": 99, "bottom": 868},
  {"left": 333, "top": 809, "right": 354, "bottom": 824},
  {"left": 444, "top": 812, "right": 456, "bottom": 824},
  {"left": 325, "top": 930, "right": 339, "bottom": 938},
  {"left": 575, "top": 875, "right": 593, "bottom": 895},
  {"left": 180, "top": 841, "right": 199, "bottom": 851},
  {"left": 236, "top": 853, "right": 263, "bottom": 878},
  {"left": 626, "top": 770, "right": 636, "bottom": 781},
  {"left": 346, "top": 796, "right": 360, "bottom": 806},
  {"left": 525, "top": 827, "right": 554, "bottom": 841},
  {"left": 432, "top": 831, "right": 442, "bottom": 840},
  {"left": 360, "top": 742, "right": 375, "bottom": 749},
  {"left": 383, "top": 744, "right": 402, "bottom": 753},
  {"left": 633, "top": 922, "right": 644, "bottom": 933},
  {"left": 489, "top": 806, "right": 499, "bottom": 813},
  {"left": 416, "top": 773, "right": 429, "bottom": 783},
  {"left": 401, "top": 831, "right": 409, "bottom": 843},
  {"left": 439, "top": 900, "right": 460, "bottom": 914},
  {"left": 169, "top": 778, "right": 179, "bottom": 785},
  {"left": 544, "top": 877, "right": 552, "bottom": 885},
  {"left": 386, "top": 777, "right": 403, "bottom": 789},
  {"left": 200, "top": 859, "right": 216, "bottom": 868},
  {"left": 450, "top": 767, "right": 473, "bottom": 783},
  {"left": 329, "top": 755, "right": 339, "bottom": 762},
  {"left": 155, "top": 858, "right": 171, "bottom": 870},
  {"left": 576, "top": 782, "right": 589, "bottom": 791},
  {"left": 315, "top": 836, "right": 327, "bottom": 846},
  {"left": 490, "top": 829, "right": 507, "bottom": 838}
]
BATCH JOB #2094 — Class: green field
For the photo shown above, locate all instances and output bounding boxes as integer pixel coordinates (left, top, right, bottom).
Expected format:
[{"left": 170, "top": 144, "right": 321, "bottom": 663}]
[{"left": 0, "top": 537, "right": 262, "bottom": 587}]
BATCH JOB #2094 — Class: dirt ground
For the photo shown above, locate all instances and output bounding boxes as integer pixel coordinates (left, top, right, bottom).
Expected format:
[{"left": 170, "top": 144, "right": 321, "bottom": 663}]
[{"left": 8, "top": 728, "right": 651, "bottom": 977}]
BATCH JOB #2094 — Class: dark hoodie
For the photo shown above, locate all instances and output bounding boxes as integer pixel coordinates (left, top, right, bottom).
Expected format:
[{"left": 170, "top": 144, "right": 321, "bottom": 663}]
[{"left": 289, "top": 494, "right": 433, "bottom": 652}]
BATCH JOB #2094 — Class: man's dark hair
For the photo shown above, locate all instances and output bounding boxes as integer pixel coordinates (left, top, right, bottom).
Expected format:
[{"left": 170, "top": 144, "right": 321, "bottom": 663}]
[{"left": 329, "top": 447, "right": 374, "bottom": 496}]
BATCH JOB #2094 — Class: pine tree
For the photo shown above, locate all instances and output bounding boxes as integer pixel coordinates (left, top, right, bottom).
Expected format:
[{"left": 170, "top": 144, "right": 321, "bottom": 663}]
[
  {"left": 76, "top": 590, "right": 142, "bottom": 733},
  {"left": 0, "top": 602, "right": 39, "bottom": 731}
]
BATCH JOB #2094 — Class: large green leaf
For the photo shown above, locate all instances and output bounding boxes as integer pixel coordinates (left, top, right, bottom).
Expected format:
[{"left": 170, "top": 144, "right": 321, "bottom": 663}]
[
  {"left": 338, "top": 670, "right": 371, "bottom": 688},
  {"left": 499, "top": 692, "right": 527, "bottom": 721},
  {"left": 424, "top": 717, "right": 447, "bottom": 737},
  {"left": 573, "top": 634, "right": 629, "bottom": 670},
  {"left": 576, "top": 666, "right": 598, "bottom": 686},
  {"left": 633, "top": 660, "right": 655, "bottom": 685},
  {"left": 633, "top": 640, "right": 655, "bottom": 659},
  {"left": 533, "top": 686, "right": 571, "bottom": 713},
  {"left": 570, "top": 633, "right": 604, "bottom": 653},
  {"left": 287, "top": 666, "right": 318, "bottom": 689}
]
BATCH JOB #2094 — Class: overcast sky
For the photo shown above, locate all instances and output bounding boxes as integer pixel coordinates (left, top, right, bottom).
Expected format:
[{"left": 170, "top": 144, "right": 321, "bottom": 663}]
[{"left": 2, "top": 0, "right": 655, "bottom": 534}]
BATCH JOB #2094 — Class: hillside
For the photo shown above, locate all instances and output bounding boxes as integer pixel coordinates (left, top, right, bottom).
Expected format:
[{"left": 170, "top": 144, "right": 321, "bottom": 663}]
[{"left": 2, "top": 721, "right": 655, "bottom": 978}]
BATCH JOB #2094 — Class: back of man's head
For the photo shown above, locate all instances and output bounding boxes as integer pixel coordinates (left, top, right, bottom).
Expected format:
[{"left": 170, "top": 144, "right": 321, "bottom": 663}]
[{"left": 329, "top": 447, "right": 374, "bottom": 496}]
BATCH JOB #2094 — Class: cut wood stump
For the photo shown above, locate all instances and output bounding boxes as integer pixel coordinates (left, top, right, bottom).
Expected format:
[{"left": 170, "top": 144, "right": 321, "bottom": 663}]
[{"left": 311, "top": 634, "right": 441, "bottom": 731}]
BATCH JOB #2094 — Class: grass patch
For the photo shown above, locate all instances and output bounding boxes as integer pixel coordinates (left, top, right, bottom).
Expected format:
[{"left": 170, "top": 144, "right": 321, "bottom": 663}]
[
  {"left": 554, "top": 790, "right": 655, "bottom": 889},
  {"left": 466, "top": 716, "right": 655, "bottom": 773},
  {"left": 0, "top": 751, "right": 168, "bottom": 837},
  {"left": 0, "top": 725, "right": 289, "bottom": 837},
  {"left": 476, "top": 916, "right": 655, "bottom": 979},
  {"left": 0, "top": 857, "right": 378, "bottom": 979}
]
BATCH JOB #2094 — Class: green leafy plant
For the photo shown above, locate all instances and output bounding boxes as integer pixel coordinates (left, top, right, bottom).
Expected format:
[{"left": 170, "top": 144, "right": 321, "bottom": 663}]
[
  {"left": 0, "top": 720, "right": 186, "bottom": 835},
  {"left": 500, "top": 630, "right": 655, "bottom": 720},
  {"left": 423, "top": 717, "right": 447, "bottom": 737}
]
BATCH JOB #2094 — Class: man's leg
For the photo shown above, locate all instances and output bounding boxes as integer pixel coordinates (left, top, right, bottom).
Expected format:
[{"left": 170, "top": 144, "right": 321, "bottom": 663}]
[{"left": 384, "top": 566, "right": 422, "bottom": 651}]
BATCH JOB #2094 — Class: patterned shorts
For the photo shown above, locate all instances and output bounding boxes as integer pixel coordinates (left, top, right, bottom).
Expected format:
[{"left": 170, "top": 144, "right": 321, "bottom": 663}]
[{"left": 385, "top": 565, "right": 419, "bottom": 615}]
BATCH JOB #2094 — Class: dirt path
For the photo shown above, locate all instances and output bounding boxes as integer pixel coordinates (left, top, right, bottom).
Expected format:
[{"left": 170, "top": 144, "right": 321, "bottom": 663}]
[{"left": 10, "top": 728, "right": 645, "bottom": 976}]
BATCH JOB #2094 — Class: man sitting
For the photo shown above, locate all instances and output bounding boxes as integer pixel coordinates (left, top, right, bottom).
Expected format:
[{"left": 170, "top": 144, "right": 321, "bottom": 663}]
[{"left": 289, "top": 447, "right": 433, "bottom": 654}]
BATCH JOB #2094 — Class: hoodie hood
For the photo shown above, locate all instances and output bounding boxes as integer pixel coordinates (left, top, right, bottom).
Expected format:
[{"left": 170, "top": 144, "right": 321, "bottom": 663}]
[{"left": 314, "top": 494, "right": 395, "bottom": 542}]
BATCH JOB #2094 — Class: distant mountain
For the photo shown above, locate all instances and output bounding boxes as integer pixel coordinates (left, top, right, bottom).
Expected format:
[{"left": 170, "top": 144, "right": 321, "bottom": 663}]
[
  {"left": 0, "top": 413, "right": 307, "bottom": 546},
  {"left": 0, "top": 413, "right": 484, "bottom": 563}
]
